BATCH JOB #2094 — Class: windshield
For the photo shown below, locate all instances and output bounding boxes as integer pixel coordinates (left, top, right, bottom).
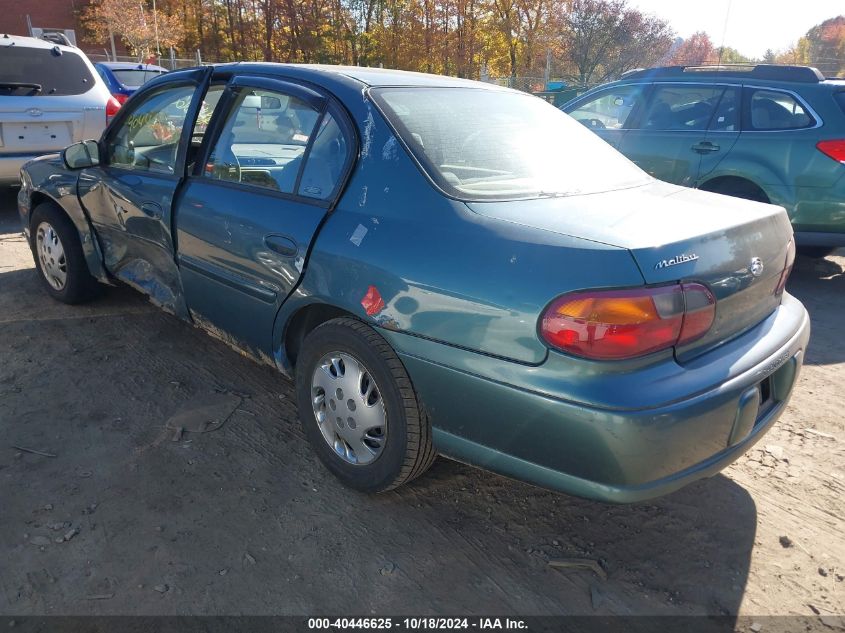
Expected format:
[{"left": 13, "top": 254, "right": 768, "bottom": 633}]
[
  {"left": 372, "top": 87, "right": 650, "bottom": 200},
  {"left": 111, "top": 68, "right": 167, "bottom": 88},
  {"left": 0, "top": 46, "right": 94, "bottom": 96}
]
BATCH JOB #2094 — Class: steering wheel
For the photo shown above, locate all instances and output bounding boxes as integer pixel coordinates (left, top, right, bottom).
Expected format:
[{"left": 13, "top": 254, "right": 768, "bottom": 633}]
[{"left": 578, "top": 118, "right": 606, "bottom": 129}]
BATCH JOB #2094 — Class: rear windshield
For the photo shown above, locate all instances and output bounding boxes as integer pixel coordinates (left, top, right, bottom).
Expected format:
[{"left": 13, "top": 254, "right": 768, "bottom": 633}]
[
  {"left": 372, "top": 87, "right": 649, "bottom": 201},
  {"left": 0, "top": 46, "right": 95, "bottom": 96},
  {"left": 111, "top": 68, "right": 167, "bottom": 88}
]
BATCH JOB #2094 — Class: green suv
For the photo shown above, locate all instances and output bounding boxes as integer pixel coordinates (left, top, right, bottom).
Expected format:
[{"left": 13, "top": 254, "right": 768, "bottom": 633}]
[{"left": 563, "top": 65, "right": 845, "bottom": 256}]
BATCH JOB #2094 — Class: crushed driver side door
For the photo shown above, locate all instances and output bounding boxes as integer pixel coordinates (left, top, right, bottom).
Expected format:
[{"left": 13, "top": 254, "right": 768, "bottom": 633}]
[{"left": 78, "top": 68, "right": 211, "bottom": 316}]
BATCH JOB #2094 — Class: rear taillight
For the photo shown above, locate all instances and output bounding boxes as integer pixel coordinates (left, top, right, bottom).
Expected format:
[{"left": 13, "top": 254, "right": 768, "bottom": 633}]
[
  {"left": 775, "top": 238, "right": 796, "bottom": 296},
  {"left": 540, "top": 283, "right": 716, "bottom": 360},
  {"left": 105, "top": 95, "right": 122, "bottom": 125},
  {"left": 112, "top": 93, "right": 129, "bottom": 105},
  {"left": 816, "top": 140, "right": 845, "bottom": 164}
]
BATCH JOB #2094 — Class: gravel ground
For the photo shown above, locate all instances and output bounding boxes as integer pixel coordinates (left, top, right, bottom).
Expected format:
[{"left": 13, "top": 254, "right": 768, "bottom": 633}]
[{"left": 0, "top": 189, "right": 842, "bottom": 617}]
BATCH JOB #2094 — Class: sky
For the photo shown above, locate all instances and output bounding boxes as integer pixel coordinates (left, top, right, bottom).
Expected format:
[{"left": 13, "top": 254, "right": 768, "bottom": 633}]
[{"left": 627, "top": 0, "right": 844, "bottom": 59}]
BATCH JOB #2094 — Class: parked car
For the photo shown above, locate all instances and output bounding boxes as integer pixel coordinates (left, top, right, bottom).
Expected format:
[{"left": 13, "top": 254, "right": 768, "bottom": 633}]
[
  {"left": 0, "top": 35, "right": 119, "bottom": 186},
  {"left": 562, "top": 65, "right": 845, "bottom": 257},
  {"left": 94, "top": 61, "right": 168, "bottom": 105},
  {"left": 18, "top": 64, "right": 809, "bottom": 502}
]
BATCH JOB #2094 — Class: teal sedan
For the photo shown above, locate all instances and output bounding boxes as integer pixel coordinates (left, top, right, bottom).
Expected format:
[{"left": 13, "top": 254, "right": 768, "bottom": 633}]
[{"left": 18, "top": 64, "right": 809, "bottom": 502}]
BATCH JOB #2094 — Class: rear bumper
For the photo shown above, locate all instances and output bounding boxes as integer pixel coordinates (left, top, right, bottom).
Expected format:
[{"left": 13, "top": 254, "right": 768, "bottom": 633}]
[
  {"left": 380, "top": 293, "right": 810, "bottom": 503},
  {"left": 774, "top": 181, "right": 845, "bottom": 244}
]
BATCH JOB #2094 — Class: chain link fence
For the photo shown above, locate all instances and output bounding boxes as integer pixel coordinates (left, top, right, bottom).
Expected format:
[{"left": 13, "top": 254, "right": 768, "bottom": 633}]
[
  {"left": 482, "top": 76, "right": 591, "bottom": 106},
  {"left": 85, "top": 53, "right": 211, "bottom": 71}
]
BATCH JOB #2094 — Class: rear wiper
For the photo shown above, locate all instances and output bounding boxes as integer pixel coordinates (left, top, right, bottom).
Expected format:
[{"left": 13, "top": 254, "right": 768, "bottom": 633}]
[{"left": 0, "top": 82, "right": 42, "bottom": 95}]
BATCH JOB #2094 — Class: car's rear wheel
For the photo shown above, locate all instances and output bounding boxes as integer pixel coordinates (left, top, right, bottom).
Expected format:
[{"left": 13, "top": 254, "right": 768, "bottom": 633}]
[
  {"left": 30, "top": 202, "right": 100, "bottom": 304},
  {"left": 295, "top": 317, "right": 435, "bottom": 492},
  {"left": 700, "top": 178, "right": 769, "bottom": 204}
]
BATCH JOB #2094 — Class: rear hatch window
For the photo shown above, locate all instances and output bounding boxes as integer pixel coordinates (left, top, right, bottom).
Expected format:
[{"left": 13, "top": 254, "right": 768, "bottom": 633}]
[
  {"left": 111, "top": 68, "right": 166, "bottom": 89},
  {"left": 0, "top": 46, "right": 94, "bottom": 96}
]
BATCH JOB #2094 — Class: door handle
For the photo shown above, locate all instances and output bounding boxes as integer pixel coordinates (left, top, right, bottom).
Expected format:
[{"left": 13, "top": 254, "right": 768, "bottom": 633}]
[
  {"left": 140, "top": 202, "right": 163, "bottom": 219},
  {"left": 264, "top": 234, "right": 298, "bottom": 257},
  {"left": 692, "top": 142, "right": 720, "bottom": 154}
]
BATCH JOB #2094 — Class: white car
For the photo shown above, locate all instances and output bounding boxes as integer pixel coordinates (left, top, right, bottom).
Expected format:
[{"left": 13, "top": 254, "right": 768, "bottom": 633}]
[{"left": 0, "top": 35, "right": 117, "bottom": 186}]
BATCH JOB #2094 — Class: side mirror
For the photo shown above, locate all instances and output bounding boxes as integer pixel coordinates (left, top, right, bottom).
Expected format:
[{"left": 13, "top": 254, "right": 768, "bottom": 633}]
[{"left": 62, "top": 140, "right": 100, "bottom": 169}]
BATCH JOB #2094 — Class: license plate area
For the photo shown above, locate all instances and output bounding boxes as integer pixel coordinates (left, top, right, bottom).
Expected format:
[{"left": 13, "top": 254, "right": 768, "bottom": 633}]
[{"left": 2, "top": 121, "right": 73, "bottom": 150}]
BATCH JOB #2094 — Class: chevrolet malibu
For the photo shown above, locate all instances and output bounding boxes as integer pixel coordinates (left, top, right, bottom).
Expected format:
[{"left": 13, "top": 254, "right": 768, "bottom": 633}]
[{"left": 18, "top": 64, "right": 810, "bottom": 502}]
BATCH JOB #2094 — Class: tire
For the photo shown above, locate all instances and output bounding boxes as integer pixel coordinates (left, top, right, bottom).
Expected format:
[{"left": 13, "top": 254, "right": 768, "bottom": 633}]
[
  {"left": 295, "top": 317, "right": 436, "bottom": 492},
  {"left": 29, "top": 202, "right": 100, "bottom": 304},
  {"left": 797, "top": 246, "right": 835, "bottom": 259},
  {"left": 701, "top": 179, "right": 769, "bottom": 204}
]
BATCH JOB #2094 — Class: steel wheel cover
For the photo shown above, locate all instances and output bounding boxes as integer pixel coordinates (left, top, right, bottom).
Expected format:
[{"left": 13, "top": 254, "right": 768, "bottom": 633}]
[
  {"left": 311, "top": 351, "right": 387, "bottom": 465},
  {"left": 36, "top": 222, "right": 67, "bottom": 291}
]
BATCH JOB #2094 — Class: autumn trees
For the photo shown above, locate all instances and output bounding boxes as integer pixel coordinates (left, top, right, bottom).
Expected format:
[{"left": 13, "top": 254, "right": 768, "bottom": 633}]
[
  {"left": 82, "top": 0, "right": 185, "bottom": 58},
  {"left": 775, "top": 16, "right": 845, "bottom": 78},
  {"left": 80, "top": 0, "right": 845, "bottom": 84},
  {"left": 81, "top": 0, "right": 674, "bottom": 80},
  {"left": 559, "top": 0, "right": 672, "bottom": 85}
]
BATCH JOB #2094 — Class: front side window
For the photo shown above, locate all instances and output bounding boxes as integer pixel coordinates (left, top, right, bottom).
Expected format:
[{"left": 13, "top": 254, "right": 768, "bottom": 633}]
[
  {"left": 567, "top": 85, "right": 648, "bottom": 130},
  {"left": 107, "top": 84, "right": 195, "bottom": 174},
  {"left": 641, "top": 85, "right": 724, "bottom": 131},
  {"left": 749, "top": 89, "right": 815, "bottom": 130},
  {"left": 205, "top": 88, "right": 321, "bottom": 193},
  {"left": 374, "top": 87, "right": 649, "bottom": 200}
]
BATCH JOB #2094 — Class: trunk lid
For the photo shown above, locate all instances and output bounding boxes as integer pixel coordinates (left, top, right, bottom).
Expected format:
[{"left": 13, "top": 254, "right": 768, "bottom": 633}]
[{"left": 467, "top": 180, "right": 793, "bottom": 361}]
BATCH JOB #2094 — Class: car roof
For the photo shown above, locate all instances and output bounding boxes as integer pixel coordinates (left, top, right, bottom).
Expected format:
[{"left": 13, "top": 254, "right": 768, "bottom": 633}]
[
  {"left": 210, "top": 62, "right": 510, "bottom": 90},
  {"left": 0, "top": 33, "right": 79, "bottom": 53},
  {"left": 96, "top": 61, "right": 169, "bottom": 72},
  {"left": 619, "top": 64, "right": 827, "bottom": 84}
]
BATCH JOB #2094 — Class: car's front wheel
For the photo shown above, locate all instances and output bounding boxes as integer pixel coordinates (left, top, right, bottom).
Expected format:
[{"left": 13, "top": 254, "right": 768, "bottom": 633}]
[
  {"left": 30, "top": 202, "right": 100, "bottom": 304},
  {"left": 295, "top": 317, "right": 436, "bottom": 492}
]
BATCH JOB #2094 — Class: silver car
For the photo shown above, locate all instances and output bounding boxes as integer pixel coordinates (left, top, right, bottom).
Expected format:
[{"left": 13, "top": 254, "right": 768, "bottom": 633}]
[{"left": 0, "top": 35, "right": 114, "bottom": 185}]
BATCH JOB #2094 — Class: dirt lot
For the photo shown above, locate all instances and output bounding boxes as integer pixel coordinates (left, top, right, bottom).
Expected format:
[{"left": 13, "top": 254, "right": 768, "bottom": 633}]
[{"left": 0, "top": 189, "right": 843, "bottom": 618}]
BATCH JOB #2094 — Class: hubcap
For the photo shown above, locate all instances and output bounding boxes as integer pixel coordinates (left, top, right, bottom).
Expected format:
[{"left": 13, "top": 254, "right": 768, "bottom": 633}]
[
  {"left": 35, "top": 222, "right": 67, "bottom": 291},
  {"left": 311, "top": 352, "right": 387, "bottom": 465}
]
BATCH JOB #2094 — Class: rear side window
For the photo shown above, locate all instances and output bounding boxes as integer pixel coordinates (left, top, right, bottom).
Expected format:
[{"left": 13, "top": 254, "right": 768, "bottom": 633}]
[
  {"left": 298, "top": 112, "right": 349, "bottom": 200},
  {"left": 567, "top": 84, "right": 648, "bottom": 130},
  {"left": 0, "top": 46, "right": 94, "bottom": 96},
  {"left": 709, "top": 87, "right": 740, "bottom": 131},
  {"left": 205, "top": 87, "right": 322, "bottom": 194},
  {"left": 640, "top": 85, "right": 724, "bottom": 131},
  {"left": 835, "top": 91, "right": 845, "bottom": 115},
  {"left": 748, "top": 89, "right": 815, "bottom": 130}
]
